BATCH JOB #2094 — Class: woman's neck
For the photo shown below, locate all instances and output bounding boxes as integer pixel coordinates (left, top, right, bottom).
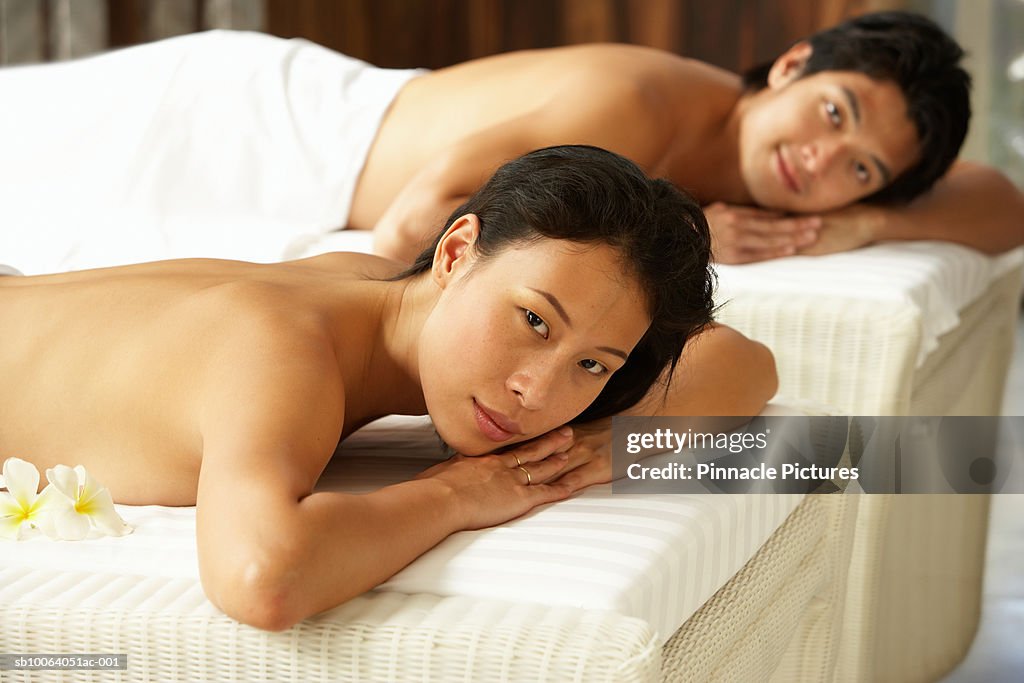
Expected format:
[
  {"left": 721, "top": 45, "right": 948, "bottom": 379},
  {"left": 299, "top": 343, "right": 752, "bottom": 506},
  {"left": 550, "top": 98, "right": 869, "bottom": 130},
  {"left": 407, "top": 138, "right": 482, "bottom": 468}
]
[{"left": 326, "top": 272, "right": 436, "bottom": 429}]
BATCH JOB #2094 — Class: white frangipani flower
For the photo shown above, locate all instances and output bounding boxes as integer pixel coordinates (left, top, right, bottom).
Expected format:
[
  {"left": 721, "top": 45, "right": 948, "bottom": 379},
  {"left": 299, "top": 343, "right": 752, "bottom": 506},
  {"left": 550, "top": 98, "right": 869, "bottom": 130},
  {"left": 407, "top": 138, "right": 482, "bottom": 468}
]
[
  {"left": 45, "top": 464, "right": 133, "bottom": 540},
  {"left": 0, "top": 457, "right": 64, "bottom": 540}
]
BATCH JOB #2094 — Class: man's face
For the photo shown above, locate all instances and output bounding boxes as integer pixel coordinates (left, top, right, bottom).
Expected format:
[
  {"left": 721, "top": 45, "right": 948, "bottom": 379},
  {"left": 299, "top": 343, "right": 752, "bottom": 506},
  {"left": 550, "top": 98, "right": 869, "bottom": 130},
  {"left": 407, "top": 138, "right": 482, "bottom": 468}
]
[{"left": 739, "top": 66, "right": 921, "bottom": 213}]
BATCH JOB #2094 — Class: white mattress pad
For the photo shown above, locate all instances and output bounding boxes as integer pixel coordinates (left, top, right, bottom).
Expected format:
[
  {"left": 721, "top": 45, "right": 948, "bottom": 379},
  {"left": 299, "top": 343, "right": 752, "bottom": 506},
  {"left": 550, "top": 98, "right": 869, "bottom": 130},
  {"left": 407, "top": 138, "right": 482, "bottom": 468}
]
[
  {"left": 1, "top": 415, "right": 803, "bottom": 646},
  {"left": 716, "top": 243, "right": 1024, "bottom": 367}
]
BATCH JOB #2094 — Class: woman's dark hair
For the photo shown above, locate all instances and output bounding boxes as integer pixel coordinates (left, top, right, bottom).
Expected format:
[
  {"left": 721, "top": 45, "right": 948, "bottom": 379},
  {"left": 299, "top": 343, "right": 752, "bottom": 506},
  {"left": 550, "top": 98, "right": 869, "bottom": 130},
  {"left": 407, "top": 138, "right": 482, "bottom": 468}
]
[
  {"left": 394, "top": 144, "right": 716, "bottom": 423},
  {"left": 742, "top": 11, "right": 971, "bottom": 205}
]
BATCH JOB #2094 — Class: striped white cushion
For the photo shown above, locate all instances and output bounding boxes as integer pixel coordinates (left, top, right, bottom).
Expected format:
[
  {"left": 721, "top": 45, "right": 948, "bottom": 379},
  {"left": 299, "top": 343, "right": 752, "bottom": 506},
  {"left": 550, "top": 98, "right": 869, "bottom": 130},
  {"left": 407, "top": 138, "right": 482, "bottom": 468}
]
[
  {"left": 1, "top": 415, "right": 802, "bottom": 645},
  {"left": 716, "top": 243, "right": 1024, "bottom": 367}
]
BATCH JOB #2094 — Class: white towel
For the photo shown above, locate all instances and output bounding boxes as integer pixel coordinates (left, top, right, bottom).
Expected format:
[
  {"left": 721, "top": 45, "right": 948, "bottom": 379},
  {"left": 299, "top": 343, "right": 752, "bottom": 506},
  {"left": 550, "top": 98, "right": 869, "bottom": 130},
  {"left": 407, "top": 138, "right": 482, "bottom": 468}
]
[{"left": 0, "top": 30, "right": 423, "bottom": 275}]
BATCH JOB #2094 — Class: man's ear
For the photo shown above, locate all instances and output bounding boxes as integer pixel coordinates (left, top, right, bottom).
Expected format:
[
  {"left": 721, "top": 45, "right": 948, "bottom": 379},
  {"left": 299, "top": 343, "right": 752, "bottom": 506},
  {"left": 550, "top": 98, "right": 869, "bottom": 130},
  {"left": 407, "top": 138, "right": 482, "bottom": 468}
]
[
  {"left": 767, "top": 41, "right": 813, "bottom": 90},
  {"left": 431, "top": 214, "right": 481, "bottom": 288}
]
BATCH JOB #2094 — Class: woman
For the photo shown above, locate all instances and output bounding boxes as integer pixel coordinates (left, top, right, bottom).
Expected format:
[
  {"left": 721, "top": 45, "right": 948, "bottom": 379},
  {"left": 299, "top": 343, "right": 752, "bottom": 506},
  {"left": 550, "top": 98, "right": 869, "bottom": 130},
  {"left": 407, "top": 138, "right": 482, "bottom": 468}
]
[{"left": 0, "top": 146, "right": 773, "bottom": 630}]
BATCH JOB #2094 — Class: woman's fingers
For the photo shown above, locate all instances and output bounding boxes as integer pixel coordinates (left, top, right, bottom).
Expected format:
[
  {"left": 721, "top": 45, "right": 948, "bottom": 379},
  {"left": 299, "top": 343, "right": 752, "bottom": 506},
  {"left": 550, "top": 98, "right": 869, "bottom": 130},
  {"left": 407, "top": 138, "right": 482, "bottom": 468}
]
[
  {"left": 501, "top": 426, "right": 573, "bottom": 467},
  {"left": 534, "top": 448, "right": 588, "bottom": 484},
  {"left": 550, "top": 459, "right": 611, "bottom": 492},
  {"left": 514, "top": 452, "right": 570, "bottom": 485},
  {"left": 528, "top": 481, "right": 575, "bottom": 506}
]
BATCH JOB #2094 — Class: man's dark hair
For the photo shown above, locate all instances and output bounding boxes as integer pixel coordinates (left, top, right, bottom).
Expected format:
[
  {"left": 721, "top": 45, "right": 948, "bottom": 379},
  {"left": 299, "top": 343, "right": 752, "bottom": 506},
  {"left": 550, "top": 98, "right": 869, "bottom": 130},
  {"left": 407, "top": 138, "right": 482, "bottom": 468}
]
[
  {"left": 742, "top": 11, "right": 971, "bottom": 204},
  {"left": 395, "top": 144, "right": 716, "bottom": 423}
]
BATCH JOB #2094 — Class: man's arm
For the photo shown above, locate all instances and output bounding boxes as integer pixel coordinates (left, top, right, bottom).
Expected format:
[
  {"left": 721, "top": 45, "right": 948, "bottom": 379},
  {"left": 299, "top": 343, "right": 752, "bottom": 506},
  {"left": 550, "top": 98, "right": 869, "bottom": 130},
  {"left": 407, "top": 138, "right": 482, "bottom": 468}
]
[
  {"left": 373, "top": 80, "right": 674, "bottom": 263},
  {"left": 709, "top": 162, "right": 1023, "bottom": 263},
  {"left": 800, "top": 161, "right": 1024, "bottom": 257},
  {"left": 871, "top": 161, "right": 1024, "bottom": 253}
]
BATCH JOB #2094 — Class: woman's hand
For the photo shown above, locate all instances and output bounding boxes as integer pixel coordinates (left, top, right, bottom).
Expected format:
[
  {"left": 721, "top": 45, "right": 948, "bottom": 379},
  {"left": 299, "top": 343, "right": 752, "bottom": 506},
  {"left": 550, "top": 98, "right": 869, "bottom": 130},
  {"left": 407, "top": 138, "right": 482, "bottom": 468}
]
[
  {"left": 537, "top": 418, "right": 618, "bottom": 489},
  {"left": 414, "top": 427, "right": 576, "bottom": 530}
]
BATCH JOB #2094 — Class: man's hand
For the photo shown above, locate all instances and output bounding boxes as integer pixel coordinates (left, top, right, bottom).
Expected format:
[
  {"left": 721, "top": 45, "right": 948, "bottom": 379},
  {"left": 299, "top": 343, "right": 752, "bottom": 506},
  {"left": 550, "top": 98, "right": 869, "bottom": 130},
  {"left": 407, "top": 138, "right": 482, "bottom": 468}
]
[
  {"left": 705, "top": 202, "right": 821, "bottom": 264},
  {"left": 796, "top": 203, "right": 884, "bottom": 256}
]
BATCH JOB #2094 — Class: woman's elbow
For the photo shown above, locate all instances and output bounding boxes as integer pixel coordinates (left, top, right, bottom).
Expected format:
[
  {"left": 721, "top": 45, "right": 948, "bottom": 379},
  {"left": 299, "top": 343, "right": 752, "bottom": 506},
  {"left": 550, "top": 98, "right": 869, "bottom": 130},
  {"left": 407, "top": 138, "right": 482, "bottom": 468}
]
[
  {"left": 735, "top": 340, "right": 778, "bottom": 415},
  {"left": 205, "top": 557, "right": 303, "bottom": 632},
  {"left": 755, "top": 342, "right": 780, "bottom": 405}
]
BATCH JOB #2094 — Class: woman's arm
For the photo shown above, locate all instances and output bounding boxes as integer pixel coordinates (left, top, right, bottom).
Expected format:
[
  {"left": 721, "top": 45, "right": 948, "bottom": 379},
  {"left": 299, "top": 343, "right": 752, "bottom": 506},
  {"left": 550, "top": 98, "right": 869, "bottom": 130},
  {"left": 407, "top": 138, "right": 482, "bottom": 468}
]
[
  {"left": 194, "top": 324, "right": 574, "bottom": 631},
  {"left": 630, "top": 323, "right": 778, "bottom": 418},
  {"left": 545, "top": 324, "right": 779, "bottom": 490}
]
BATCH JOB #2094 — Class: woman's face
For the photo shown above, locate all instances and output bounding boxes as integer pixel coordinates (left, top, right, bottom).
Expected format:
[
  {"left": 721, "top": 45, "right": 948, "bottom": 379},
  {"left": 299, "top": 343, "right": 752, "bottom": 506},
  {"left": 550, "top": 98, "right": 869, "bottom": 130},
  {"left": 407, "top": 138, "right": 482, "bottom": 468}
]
[
  {"left": 418, "top": 220, "right": 651, "bottom": 456},
  {"left": 739, "top": 43, "right": 920, "bottom": 213}
]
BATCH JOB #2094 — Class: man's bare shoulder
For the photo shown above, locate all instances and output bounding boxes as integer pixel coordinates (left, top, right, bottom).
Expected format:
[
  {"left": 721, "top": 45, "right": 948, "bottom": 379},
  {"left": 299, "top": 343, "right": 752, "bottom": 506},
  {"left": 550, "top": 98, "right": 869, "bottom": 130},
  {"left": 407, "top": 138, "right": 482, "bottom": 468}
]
[
  {"left": 551, "top": 43, "right": 739, "bottom": 91},
  {"left": 542, "top": 45, "right": 740, "bottom": 130},
  {"left": 535, "top": 46, "right": 741, "bottom": 174}
]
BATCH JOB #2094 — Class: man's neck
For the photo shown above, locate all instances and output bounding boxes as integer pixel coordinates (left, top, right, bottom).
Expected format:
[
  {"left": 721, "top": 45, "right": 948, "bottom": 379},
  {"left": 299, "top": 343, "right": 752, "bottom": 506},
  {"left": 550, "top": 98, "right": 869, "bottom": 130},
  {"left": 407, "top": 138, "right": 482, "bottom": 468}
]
[
  {"left": 662, "top": 76, "right": 754, "bottom": 207},
  {"left": 699, "top": 90, "right": 754, "bottom": 206}
]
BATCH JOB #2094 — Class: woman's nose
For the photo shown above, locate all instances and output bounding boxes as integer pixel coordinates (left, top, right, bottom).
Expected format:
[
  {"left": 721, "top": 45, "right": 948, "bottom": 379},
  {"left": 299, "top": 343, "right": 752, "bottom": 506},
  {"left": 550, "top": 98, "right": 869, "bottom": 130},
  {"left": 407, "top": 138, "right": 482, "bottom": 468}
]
[{"left": 506, "top": 363, "right": 558, "bottom": 410}]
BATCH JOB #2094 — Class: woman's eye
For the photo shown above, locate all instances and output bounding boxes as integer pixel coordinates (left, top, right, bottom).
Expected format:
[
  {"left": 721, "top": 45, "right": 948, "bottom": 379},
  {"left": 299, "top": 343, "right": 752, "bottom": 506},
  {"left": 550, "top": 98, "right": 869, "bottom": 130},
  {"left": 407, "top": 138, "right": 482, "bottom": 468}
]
[
  {"left": 824, "top": 100, "right": 842, "bottom": 127},
  {"left": 854, "top": 161, "right": 871, "bottom": 184},
  {"left": 579, "top": 358, "right": 608, "bottom": 376},
  {"left": 524, "top": 309, "right": 549, "bottom": 338}
]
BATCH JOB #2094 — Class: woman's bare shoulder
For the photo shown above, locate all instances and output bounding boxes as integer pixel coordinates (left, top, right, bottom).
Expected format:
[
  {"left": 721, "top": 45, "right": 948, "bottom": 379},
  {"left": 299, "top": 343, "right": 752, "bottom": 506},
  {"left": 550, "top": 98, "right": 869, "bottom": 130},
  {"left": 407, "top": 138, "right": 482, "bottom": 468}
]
[
  {"left": 195, "top": 290, "right": 347, "bottom": 497},
  {"left": 288, "top": 251, "right": 407, "bottom": 280}
]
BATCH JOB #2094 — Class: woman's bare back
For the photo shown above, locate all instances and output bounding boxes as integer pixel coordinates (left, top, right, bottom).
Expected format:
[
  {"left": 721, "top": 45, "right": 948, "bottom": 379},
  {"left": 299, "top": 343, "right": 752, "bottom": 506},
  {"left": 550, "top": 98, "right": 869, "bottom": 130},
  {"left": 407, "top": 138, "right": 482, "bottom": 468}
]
[{"left": 0, "top": 253, "right": 399, "bottom": 505}]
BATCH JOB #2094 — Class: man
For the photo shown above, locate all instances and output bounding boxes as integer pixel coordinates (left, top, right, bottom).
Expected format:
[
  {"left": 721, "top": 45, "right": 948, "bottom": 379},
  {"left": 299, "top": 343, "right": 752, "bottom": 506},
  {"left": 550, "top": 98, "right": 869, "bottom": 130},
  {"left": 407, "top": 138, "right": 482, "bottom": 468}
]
[
  {"left": 1, "top": 11, "right": 1019, "bottom": 274},
  {"left": 358, "top": 10, "right": 1023, "bottom": 263}
]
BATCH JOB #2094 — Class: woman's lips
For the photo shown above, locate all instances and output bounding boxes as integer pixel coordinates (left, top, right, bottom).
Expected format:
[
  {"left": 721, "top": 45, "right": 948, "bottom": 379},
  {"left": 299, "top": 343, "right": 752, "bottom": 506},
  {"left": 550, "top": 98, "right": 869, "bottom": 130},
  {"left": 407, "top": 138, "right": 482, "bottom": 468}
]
[
  {"left": 473, "top": 400, "right": 521, "bottom": 442},
  {"left": 775, "top": 147, "right": 802, "bottom": 194}
]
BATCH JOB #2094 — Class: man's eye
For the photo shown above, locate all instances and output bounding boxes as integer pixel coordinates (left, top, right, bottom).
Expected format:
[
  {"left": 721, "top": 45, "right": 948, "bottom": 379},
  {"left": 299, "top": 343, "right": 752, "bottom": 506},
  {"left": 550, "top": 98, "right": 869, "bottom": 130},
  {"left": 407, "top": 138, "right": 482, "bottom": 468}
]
[
  {"left": 825, "top": 100, "right": 842, "bottom": 127},
  {"left": 524, "top": 309, "right": 549, "bottom": 338},
  {"left": 854, "top": 161, "right": 871, "bottom": 184},
  {"left": 579, "top": 358, "right": 608, "bottom": 376}
]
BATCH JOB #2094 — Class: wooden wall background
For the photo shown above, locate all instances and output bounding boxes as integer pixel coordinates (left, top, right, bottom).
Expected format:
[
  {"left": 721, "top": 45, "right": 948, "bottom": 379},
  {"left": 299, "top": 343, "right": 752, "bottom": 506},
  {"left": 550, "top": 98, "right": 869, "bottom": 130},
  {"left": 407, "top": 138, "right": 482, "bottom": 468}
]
[
  {"left": 263, "top": 0, "right": 874, "bottom": 73},
  {"left": 1, "top": 0, "right": 883, "bottom": 72}
]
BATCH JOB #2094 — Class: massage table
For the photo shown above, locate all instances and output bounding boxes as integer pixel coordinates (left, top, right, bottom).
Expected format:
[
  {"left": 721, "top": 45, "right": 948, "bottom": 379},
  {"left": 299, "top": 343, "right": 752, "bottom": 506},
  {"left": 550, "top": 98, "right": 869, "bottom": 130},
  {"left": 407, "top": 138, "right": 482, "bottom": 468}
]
[{"left": 2, "top": 409, "right": 859, "bottom": 682}]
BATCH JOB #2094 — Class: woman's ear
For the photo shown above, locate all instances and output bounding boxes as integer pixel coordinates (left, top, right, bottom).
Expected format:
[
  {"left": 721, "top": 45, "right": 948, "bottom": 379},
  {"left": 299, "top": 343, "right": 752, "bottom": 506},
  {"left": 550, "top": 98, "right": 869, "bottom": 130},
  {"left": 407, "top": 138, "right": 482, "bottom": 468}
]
[
  {"left": 767, "top": 41, "right": 813, "bottom": 90},
  {"left": 431, "top": 214, "right": 481, "bottom": 288}
]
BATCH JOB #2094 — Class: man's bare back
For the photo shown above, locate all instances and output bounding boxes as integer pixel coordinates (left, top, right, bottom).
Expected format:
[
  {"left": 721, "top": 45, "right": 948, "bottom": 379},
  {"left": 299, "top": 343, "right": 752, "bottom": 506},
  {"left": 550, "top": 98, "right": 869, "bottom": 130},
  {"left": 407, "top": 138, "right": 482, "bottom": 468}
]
[
  {"left": 349, "top": 43, "right": 746, "bottom": 231},
  {"left": 0, "top": 253, "right": 405, "bottom": 506}
]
